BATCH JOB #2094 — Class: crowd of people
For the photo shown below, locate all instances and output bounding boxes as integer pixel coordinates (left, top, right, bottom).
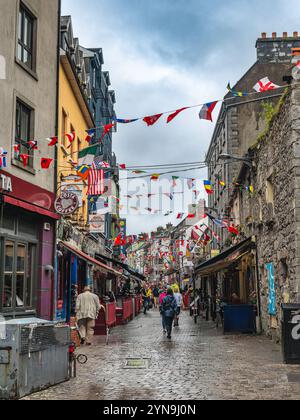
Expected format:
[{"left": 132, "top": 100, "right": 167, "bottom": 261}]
[{"left": 140, "top": 282, "right": 186, "bottom": 340}]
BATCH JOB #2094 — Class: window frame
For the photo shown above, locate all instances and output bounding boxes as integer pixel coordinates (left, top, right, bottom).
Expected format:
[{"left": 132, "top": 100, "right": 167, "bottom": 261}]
[
  {"left": 14, "top": 98, "right": 35, "bottom": 170},
  {"left": 0, "top": 235, "right": 38, "bottom": 315},
  {"left": 16, "top": 1, "right": 37, "bottom": 77}
]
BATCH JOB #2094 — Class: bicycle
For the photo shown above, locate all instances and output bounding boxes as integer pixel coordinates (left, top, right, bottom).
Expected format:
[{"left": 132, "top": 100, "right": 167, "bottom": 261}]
[{"left": 68, "top": 342, "right": 88, "bottom": 378}]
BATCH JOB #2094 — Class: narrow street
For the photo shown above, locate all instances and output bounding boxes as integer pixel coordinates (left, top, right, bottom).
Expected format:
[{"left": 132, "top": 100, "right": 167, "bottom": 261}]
[{"left": 24, "top": 310, "right": 300, "bottom": 401}]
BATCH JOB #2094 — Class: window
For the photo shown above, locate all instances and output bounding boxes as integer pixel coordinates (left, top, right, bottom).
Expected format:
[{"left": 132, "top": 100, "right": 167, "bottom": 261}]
[
  {"left": 15, "top": 99, "right": 34, "bottom": 168},
  {"left": 17, "top": 3, "right": 36, "bottom": 71},
  {"left": 1, "top": 239, "right": 36, "bottom": 312}
]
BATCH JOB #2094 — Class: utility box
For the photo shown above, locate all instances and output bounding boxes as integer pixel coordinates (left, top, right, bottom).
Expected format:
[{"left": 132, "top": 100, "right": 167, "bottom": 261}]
[
  {"left": 0, "top": 318, "right": 70, "bottom": 400},
  {"left": 282, "top": 304, "right": 300, "bottom": 365}
]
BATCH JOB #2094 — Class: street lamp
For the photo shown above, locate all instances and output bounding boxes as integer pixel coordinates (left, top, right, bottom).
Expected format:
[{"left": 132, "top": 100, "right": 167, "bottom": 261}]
[{"left": 219, "top": 153, "right": 253, "bottom": 169}]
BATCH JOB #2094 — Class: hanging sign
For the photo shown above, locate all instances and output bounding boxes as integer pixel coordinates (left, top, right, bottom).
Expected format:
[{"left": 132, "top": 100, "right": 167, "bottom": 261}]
[{"left": 55, "top": 192, "right": 79, "bottom": 215}]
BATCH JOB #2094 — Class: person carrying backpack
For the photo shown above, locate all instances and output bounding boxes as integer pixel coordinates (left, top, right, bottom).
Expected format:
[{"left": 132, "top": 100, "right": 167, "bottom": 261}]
[{"left": 161, "top": 288, "right": 178, "bottom": 340}]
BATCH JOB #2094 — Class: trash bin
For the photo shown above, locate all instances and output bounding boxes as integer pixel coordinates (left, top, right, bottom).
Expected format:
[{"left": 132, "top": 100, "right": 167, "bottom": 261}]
[{"left": 282, "top": 304, "right": 300, "bottom": 364}]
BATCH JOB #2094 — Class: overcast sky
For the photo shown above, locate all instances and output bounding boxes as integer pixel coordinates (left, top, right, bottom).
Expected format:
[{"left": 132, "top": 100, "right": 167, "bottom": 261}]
[{"left": 62, "top": 0, "right": 300, "bottom": 234}]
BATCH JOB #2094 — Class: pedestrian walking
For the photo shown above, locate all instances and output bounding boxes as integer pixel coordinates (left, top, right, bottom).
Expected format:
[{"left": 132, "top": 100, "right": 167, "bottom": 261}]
[
  {"left": 76, "top": 286, "right": 105, "bottom": 346},
  {"left": 159, "top": 286, "right": 168, "bottom": 333},
  {"left": 161, "top": 288, "right": 178, "bottom": 340},
  {"left": 173, "top": 286, "right": 183, "bottom": 327},
  {"left": 141, "top": 284, "right": 150, "bottom": 315},
  {"left": 152, "top": 285, "right": 160, "bottom": 308}
]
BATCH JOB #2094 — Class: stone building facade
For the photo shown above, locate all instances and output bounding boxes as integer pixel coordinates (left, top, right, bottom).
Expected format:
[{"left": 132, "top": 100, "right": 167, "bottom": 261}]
[{"left": 230, "top": 83, "right": 300, "bottom": 340}]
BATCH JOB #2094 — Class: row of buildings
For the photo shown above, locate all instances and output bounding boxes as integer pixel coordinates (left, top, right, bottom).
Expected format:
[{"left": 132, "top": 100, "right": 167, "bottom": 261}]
[
  {"left": 0, "top": 0, "right": 130, "bottom": 325},
  {"left": 128, "top": 32, "right": 300, "bottom": 342}
]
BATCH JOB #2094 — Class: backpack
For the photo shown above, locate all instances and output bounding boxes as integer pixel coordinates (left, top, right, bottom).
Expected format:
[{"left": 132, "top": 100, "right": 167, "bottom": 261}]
[{"left": 163, "top": 296, "right": 177, "bottom": 318}]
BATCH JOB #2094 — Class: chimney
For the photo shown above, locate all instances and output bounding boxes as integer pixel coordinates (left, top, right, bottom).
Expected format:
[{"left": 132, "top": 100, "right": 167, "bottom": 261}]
[{"left": 256, "top": 31, "right": 300, "bottom": 63}]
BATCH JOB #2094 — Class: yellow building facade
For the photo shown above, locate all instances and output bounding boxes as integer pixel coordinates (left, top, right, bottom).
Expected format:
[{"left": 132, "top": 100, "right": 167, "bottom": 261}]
[{"left": 57, "top": 51, "right": 95, "bottom": 227}]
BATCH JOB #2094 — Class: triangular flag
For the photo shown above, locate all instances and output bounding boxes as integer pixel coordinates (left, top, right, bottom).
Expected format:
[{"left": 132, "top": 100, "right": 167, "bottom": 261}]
[
  {"left": 119, "top": 164, "right": 126, "bottom": 170},
  {"left": 151, "top": 174, "right": 160, "bottom": 181},
  {"left": 199, "top": 101, "right": 218, "bottom": 122},
  {"left": 27, "top": 140, "right": 38, "bottom": 150},
  {"left": 20, "top": 154, "right": 29, "bottom": 167},
  {"left": 227, "top": 82, "right": 248, "bottom": 98},
  {"left": 167, "top": 107, "right": 188, "bottom": 124},
  {"left": 172, "top": 176, "right": 179, "bottom": 187},
  {"left": 66, "top": 132, "right": 76, "bottom": 148},
  {"left": 41, "top": 158, "right": 53, "bottom": 169},
  {"left": 143, "top": 114, "right": 163, "bottom": 126},
  {"left": 100, "top": 123, "right": 115, "bottom": 142},
  {"left": 13, "top": 144, "right": 20, "bottom": 154},
  {"left": 47, "top": 137, "right": 58, "bottom": 147},
  {"left": 85, "top": 129, "right": 96, "bottom": 143}
]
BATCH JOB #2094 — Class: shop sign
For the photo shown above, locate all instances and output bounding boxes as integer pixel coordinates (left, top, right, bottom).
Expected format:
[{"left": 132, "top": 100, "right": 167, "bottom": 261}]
[
  {"left": 55, "top": 192, "right": 79, "bottom": 215},
  {"left": 89, "top": 214, "right": 105, "bottom": 233},
  {"left": 0, "top": 173, "right": 12, "bottom": 193},
  {"left": 61, "top": 182, "right": 83, "bottom": 208}
]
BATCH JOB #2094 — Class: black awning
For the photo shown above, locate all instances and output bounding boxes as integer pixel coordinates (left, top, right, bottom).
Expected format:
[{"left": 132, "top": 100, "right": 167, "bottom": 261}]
[
  {"left": 95, "top": 253, "right": 146, "bottom": 282},
  {"left": 195, "top": 237, "right": 255, "bottom": 275}
]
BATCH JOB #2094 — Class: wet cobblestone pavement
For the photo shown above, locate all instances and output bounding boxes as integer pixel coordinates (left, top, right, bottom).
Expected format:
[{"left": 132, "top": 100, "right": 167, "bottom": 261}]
[{"left": 23, "top": 310, "right": 300, "bottom": 400}]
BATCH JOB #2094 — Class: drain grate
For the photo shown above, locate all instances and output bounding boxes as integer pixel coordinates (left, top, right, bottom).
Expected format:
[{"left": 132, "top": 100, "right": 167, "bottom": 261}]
[
  {"left": 287, "top": 373, "right": 300, "bottom": 383},
  {"left": 124, "top": 358, "right": 150, "bottom": 369}
]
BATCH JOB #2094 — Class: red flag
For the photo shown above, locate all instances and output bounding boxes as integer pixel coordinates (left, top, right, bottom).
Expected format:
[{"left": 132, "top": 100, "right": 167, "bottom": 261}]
[
  {"left": 14, "top": 144, "right": 20, "bottom": 154},
  {"left": 41, "top": 158, "right": 53, "bottom": 169},
  {"left": 114, "top": 234, "right": 122, "bottom": 246},
  {"left": 100, "top": 124, "right": 115, "bottom": 142},
  {"left": 48, "top": 137, "right": 58, "bottom": 147},
  {"left": 228, "top": 225, "right": 239, "bottom": 236},
  {"left": 66, "top": 132, "right": 76, "bottom": 148},
  {"left": 191, "top": 230, "right": 200, "bottom": 241},
  {"left": 167, "top": 107, "right": 188, "bottom": 124},
  {"left": 20, "top": 154, "right": 29, "bottom": 167},
  {"left": 187, "top": 213, "right": 196, "bottom": 219},
  {"left": 27, "top": 140, "right": 38, "bottom": 150},
  {"left": 143, "top": 114, "right": 163, "bottom": 126},
  {"left": 119, "top": 164, "right": 126, "bottom": 170}
]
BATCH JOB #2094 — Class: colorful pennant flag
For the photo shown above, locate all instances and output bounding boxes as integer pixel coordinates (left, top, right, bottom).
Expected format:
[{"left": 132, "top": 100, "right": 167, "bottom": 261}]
[
  {"left": 204, "top": 180, "right": 214, "bottom": 195},
  {"left": 66, "top": 132, "right": 76, "bottom": 148},
  {"left": 132, "top": 170, "right": 147, "bottom": 174},
  {"left": 199, "top": 101, "right": 218, "bottom": 122},
  {"left": 0, "top": 148, "right": 8, "bottom": 168},
  {"left": 27, "top": 140, "right": 38, "bottom": 150},
  {"left": 219, "top": 180, "right": 226, "bottom": 187},
  {"left": 13, "top": 144, "right": 20, "bottom": 154},
  {"left": 77, "top": 165, "right": 90, "bottom": 181},
  {"left": 47, "top": 137, "right": 58, "bottom": 147},
  {"left": 246, "top": 185, "right": 254, "bottom": 193},
  {"left": 253, "top": 77, "right": 280, "bottom": 92},
  {"left": 41, "top": 158, "right": 53, "bottom": 169},
  {"left": 20, "top": 154, "right": 29, "bottom": 167},
  {"left": 167, "top": 107, "right": 189, "bottom": 124},
  {"left": 187, "top": 178, "right": 196, "bottom": 190},
  {"left": 100, "top": 124, "right": 115, "bottom": 142},
  {"left": 151, "top": 174, "right": 161, "bottom": 181},
  {"left": 119, "top": 164, "right": 126, "bottom": 170},
  {"left": 85, "top": 129, "right": 96, "bottom": 143},
  {"left": 143, "top": 114, "right": 163, "bottom": 126},
  {"left": 227, "top": 82, "right": 248, "bottom": 97},
  {"left": 113, "top": 118, "right": 139, "bottom": 124},
  {"left": 177, "top": 213, "right": 185, "bottom": 219},
  {"left": 228, "top": 225, "right": 239, "bottom": 236},
  {"left": 172, "top": 176, "right": 179, "bottom": 187}
]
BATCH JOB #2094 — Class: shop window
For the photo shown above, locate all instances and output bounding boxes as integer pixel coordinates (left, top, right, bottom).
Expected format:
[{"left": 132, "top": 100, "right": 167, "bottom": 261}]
[
  {"left": 1, "top": 239, "right": 36, "bottom": 312},
  {"left": 17, "top": 3, "right": 36, "bottom": 72},
  {"left": 15, "top": 99, "right": 34, "bottom": 168}
]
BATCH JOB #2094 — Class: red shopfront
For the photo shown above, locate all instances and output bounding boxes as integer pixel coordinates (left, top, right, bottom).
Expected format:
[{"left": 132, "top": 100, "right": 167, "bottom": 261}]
[{"left": 0, "top": 169, "right": 59, "bottom": 320}]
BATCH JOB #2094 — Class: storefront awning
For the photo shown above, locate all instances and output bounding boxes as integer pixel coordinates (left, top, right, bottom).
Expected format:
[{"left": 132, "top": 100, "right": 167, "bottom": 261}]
[
  {"left": 60, "top": 242, "right": 122, "bottom": 277},
  {"left": 195, "top": 237, "right": 255, "bottom": 276},
  {"left": 3, "top": 195, "right": 60, "bottom": 220},
  {"left": 95, "top": 253, "right": 146, "bottom": 282}
]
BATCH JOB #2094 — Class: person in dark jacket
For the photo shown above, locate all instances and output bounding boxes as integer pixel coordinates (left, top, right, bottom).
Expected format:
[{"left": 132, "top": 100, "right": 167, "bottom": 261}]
[{"left": 161, "top": 288, "right": 178, "bottom": 340}]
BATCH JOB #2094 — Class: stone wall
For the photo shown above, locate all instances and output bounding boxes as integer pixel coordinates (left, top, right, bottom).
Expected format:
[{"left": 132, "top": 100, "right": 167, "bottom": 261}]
[{"left": 237, "top": 85, "right": 300, "bottom": 341}]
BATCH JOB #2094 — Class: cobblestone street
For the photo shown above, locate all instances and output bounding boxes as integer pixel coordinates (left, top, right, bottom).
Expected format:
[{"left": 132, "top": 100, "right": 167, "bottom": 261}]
[{"left": 23, "top": 309, "right": 300, "bottom": 400}]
